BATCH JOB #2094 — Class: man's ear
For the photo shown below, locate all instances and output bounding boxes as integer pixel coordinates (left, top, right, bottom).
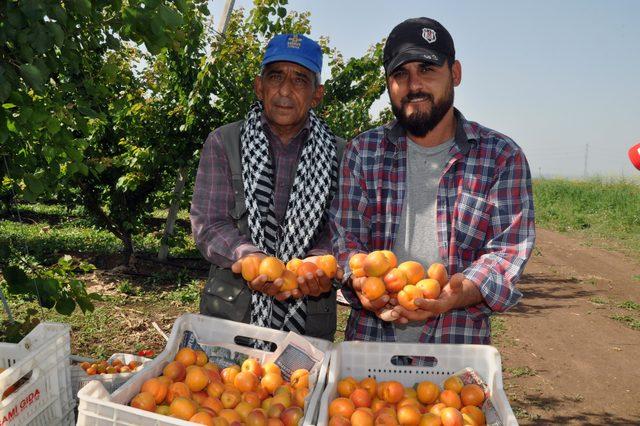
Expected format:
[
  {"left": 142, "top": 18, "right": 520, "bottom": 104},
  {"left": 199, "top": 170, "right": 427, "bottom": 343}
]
[
  {"left": 311, "top": 84, "right": 324, "bottom": 108},
  {"left": 254, "top": 75, "right": 263, "bottom": 100},
  {"left": 452, "top": 60, "right": 462, "bottom": 87}
]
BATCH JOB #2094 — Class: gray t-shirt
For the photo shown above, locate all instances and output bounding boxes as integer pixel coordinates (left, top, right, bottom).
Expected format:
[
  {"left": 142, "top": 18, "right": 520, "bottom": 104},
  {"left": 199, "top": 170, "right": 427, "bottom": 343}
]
[{"left": 394, "top": 136, "right": 455, "bottom": 342}]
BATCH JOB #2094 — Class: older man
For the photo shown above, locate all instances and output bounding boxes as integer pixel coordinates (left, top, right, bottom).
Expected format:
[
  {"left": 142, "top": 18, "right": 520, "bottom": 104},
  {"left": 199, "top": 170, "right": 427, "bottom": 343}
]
[
  {"left": 331, "top": 18, "right": 535, "bottom": 344},
  {"left": 191, "top": 34, "right": 344, "bottom": 341}
]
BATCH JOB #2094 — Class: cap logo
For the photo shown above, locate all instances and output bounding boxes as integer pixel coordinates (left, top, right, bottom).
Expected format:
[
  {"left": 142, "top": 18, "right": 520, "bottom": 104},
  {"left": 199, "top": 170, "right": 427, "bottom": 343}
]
[
  {"left": 422, "top": 28, "right": 437, "bottom": 44},
  {"left": 287, "top": 35, "right": 302, "bottom": 49}
]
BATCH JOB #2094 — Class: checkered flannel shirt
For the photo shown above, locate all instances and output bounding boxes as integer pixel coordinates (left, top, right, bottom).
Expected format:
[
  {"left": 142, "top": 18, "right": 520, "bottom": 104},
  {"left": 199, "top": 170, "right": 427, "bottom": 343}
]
[{"left": 330, "top": 109, "right": 535, "bottom": 343}]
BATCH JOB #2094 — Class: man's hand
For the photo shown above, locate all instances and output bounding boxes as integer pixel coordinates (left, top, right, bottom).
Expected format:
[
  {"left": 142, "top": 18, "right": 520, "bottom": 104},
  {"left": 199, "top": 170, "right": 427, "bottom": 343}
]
[
  {"left": 392, "top": 273, "right": 479, "bottom": 324},
  {"left": 231, "top": 253, "right": 286, "bottom": 298},
  {"left": 292, "top": 256, "right": 345, "bottom": 299}
]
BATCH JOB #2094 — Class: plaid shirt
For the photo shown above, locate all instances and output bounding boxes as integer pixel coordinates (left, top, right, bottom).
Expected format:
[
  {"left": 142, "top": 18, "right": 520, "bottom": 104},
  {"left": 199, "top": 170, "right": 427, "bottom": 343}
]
[
  {"left": 191, "top": 116, "right": 332, "bottom": 268},
  {"left": 330, "top": 109, "right": 535, "bottom": 344}
]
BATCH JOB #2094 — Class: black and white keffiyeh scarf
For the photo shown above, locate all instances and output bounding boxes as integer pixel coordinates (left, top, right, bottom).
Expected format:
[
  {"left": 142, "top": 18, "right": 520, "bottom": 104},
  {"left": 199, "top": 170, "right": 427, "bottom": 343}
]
[{"left": 241, "top": 101, "right": 338, "bottom": 336}]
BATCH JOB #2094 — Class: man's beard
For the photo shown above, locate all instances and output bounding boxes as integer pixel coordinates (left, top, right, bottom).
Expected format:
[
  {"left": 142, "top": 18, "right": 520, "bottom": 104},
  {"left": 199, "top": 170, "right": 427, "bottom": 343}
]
[{"left": 391, "top": 81, "right": 454, "bottom": 137}]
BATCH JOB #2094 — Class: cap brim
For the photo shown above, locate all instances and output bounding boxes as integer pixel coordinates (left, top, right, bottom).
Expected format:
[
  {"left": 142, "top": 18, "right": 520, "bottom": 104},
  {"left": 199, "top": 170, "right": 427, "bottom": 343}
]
[
  {"left": 385, "top": 48, "right": 446, "bottom": 75},
  {"left": 261, "top": 54, "right": 321, "bottom": 74}
]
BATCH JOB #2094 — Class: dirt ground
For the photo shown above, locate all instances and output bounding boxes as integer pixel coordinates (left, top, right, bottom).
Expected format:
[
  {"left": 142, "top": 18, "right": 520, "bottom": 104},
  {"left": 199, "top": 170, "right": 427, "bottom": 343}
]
[{"left": 495, "top": 228, "right": 640, "bottom": 424}]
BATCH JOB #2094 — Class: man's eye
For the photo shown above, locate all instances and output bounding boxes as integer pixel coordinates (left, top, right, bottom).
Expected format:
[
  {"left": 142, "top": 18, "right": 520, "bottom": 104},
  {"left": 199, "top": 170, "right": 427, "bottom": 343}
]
[
  {"left": 269, "top": 74, "right": 284, "bottom": 82},
  {"left": 393, "top": 70, "right": 408, "bottom": 79}
]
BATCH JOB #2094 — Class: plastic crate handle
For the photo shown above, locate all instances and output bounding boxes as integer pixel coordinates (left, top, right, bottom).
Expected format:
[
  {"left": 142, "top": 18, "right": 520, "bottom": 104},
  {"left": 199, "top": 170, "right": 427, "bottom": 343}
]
[{"left": 0, "top": 356, "right": 42, "bottom": 408}]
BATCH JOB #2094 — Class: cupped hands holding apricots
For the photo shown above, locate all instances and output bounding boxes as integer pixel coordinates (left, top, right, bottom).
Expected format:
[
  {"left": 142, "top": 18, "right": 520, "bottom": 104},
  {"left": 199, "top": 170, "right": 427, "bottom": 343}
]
[
  {"left": 232, "top": 253, "right": 342, "bottom": 301},
  {"left": 349, "top": 250, "right": 462, "bottom": 323}
]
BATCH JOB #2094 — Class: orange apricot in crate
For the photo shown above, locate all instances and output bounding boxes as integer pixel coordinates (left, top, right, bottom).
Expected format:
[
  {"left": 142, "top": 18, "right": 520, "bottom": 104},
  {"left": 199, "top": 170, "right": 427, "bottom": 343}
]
[
  {"left": 141, "top": 377, "right": 169, "bottom": 404},
  {"left": 195, "top": 350, "right": 209, "bottom": 367},
  {"left": 329, "top": 415, "right": 351, "bottom": 426},
  {"left": 460, "top": 384, "right": 485, "bottom": 407},
  {"left": 286, "top": 258, "right": 303, "bottom": 274},
  {"left": 281, "top": 406, "right": 304, "bottom": 426},
  {"left": 175, "top": 347, "right": 197, "bottom": 367},
  {"left": 381, "top": 381, "right": 404, "bottom": 404},
  {"left": 440, "top": 407, "right": 463, "bottom": 426},
  {"left": 442, "top": 376, "right": 464, "bottom": 394},
  {"left": 163, "top": 361, "right": 187, "bottom": 382},
  {"left": 316, "top": 255, "right": 338, "bottom": 278},
  {"left": 221, "top": 365, "right": 241, "bottom": 385},
  {"left": 262, "top": 362, "right": 281, "bottom": 376},
  {"left": 290, "top": 369, "right": 309, "bottom": 389},
  {"left": 234, "top": 371, "right": 259, "bottom": 393},
  {"left": 221, "top": 388, "right": 242, "bottom": 409},
  {"left": 246, "top": 408, "right": 268, "bottom": 426},
  {"left": 167, "top": 382, "right": 192, "bottom": 404},
  {"left": 190, "top": 411, "right": 216, "bottom": 425},
  {"left": 397, "top": 284, "right": 423, "bottom": 311},
  {"left": 241, "top": 358, "right": 263, "bottom": 377},
  {"left": 439, "top": 390, "right": 462, "bottom": 410},
  {"left": 350, "top": 388, "right": 372, "bottom": 408},
  {"left": 362, "top": 277, "right": 386, "bottom": 300},
  {"left": 259, "top": 257, "right": 286, "bottom": 281},
  {"left": 279, "top": 270, "right": 299, "bottom": 292},
  {"left": 416, "top": 380, "right": 440, "bottom": 405},
  {"left": 351, "top": 407, "right": 375, "bottom": 426},
  {"left": 363, "top": 251, "right": 392, "bottom": 277},
  {"left": 218, "top": 408, "right": 242, "bottom": 424},
  {"left": 293, "top": 387, "right": 308, "bottom": 409},
  {"left": 130, "top": 391, "right": 157, "bottom": 412},
  {"left": 261, "top": 372, "right": 283, "bottom": 394},
  {"left": 169, "top": 396, "right": 197, "bottom": 420},
  {"left": 207, "top": 380, "right": 225, "bottom": 399},
  {"left": 397, "top": 405, "right": 422, "bottom": 426},
  {"left": 383, "top": 268, "right": 407, "bottom": 293},
  {"left": 429, "top": 403, "right": 447, "bottom": 416},
  {"left": 242, "top": 256, "right": 263, "bottom": 282},
  {"left": 349, "top": 253, "right": 367, "bottom": 278},
  {"left": 397, "top": 261, "right": 426, "bottom": 285},
  {"left": 419, "top": 412, "right": 443, "bottom": 426},
  {"left": 186, "top": 367, "right": 210, "bottom": 392},
  {"left": 461, "top": 405, "right": 485, "bottom": 425},
  {"left": 416, "top": 279, "right": 441, "bottom": 300},
  {"left": 329, "top": 397, "right": 356, "bottom": 419},
  {"left": 359, "top": 377, "right": 377, "bottom": 399},
  {"left": 427, "top": 263, "right": 449, "bottom": 287},
  {"left": 337, "top": 378, "right": 358, "bottom": 398}
]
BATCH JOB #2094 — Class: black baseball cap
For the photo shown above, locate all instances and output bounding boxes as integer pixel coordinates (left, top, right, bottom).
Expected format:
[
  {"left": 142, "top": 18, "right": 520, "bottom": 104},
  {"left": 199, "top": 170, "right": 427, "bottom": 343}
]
[{"left": 383, "top": 17, "right": 455, "bottom": 75}]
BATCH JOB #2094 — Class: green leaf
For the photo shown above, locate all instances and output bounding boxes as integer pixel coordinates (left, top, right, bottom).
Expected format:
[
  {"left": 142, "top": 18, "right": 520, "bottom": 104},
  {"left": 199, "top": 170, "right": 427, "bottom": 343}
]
[
  {"left": 46, "top": 118, "right": 61, "bottom": 134},
  {"left": 77, "top": 105, "right": 98, "bottom": 118},
  {"left": 277, "top": 7, "right": 287, "bottom": 18},
  {"left": 2, "top": 104, "right": 16, "bottom": 109},
  {"left": 77, "top": 296, "right": 95, "bottom": 313},
  {"left": 88, "top": 292, "right": 103, "bottom": 301},
  {"left": 47, "top": 22, "right": 65, "bottom": 46},
  {"left": 19, "top": 64, "right": 45, "bottom": 92},
  {"left": 32, "top": 278, "right": 60, "bottom": 309},
  {"left": 157, "top": 5, "right": 183, "bottom": 29},
  {"left": 69, "top": 0, "right": 92, "bottom": 16},
  {"left": 55, "top": 295, "right": 76, "bottom": 316},
  {"left": 3, "top": 266, "right": 31, "bottom": 294},
  {"left": 23, "top": 174, "right": 44, "bottom": 195}
]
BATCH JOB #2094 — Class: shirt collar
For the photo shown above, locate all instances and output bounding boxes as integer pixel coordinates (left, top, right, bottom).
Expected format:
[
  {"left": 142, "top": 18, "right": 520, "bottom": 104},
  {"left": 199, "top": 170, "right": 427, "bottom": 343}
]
[{"left": 384, "top": 108, "right": 479, "bottom": 154}]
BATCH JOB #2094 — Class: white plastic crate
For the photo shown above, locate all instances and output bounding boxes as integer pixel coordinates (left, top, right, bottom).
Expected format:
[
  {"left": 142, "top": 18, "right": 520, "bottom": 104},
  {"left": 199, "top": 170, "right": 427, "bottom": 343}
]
[
  {"left": 317, "top": 341, "right": 517, "bottom": 426},
  {"left": 71, "top": 353, "right": 151, "bottom": 399},
  {"left": 0, "top": 322, "right": 75, "bottom": 425},
  {"left": 77, "top": 313, "right": 333, "bottom": 426}
]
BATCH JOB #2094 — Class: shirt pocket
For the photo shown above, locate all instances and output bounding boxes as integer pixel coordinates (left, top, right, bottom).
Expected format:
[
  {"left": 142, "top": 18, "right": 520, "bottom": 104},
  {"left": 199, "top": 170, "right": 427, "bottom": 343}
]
[{"left": 454, "top": 192, "right": 492, "bottom": 250}]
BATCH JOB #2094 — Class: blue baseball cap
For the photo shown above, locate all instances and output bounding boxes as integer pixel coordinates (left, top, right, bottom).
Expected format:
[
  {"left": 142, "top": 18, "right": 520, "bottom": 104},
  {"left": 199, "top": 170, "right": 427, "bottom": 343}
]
[{"left": 261, "top": 34, "right": 322, "bottom": 74}]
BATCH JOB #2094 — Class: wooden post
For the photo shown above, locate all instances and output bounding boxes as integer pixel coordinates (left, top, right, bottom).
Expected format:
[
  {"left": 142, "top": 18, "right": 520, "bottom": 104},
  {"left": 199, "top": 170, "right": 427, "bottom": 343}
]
[{"left": 157, "top": 0, "right": 236, "bottom": 261}]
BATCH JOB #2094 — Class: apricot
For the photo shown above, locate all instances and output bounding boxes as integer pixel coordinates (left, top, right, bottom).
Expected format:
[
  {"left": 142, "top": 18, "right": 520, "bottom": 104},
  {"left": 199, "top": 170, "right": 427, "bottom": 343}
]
[
  {"left": 416, "top": 380, "right": 440, "bottom": 405},
  {"left": 290, "top": 369, "right": 309, "bottom": 389},
  {"left": 381, "top": 381, "right": 404, "bottom": 404},
  {"left": 221, "top": 388, "right": 242, "bottom": 409},
  {"left": 170, "top": 396, "right": 197, "bottom": 420},
  {"left": 439, "top": 390, "right": 462, "bottom": 410},
  {"left": 190, "top": 411, "right": 216, "bottom": 425},
  {"left": 360, "top": 377, "right": 377, "bottom": 398},
  {"left": 140, "top": 377, "right": 168, "bottom": 404},
  {"left": 234, "top": 371, "right": 259, "bottom": 393},
  {"left": 380, "top": 250, "right": 398, "bottom": 268},
  {"left": 195, "top": 350, "right": 209, "bottom": 366},
  {"left": 221, "top": 365, "right": 241, "bottom": 385},
  {"left": 296, "top": 261, "right": 319, "bottom": 278},
  {"left": 130, "top": 391, "right": 156, "bottom": 412},
  {"left": 397, "top": 405, "right": 422, "bottom": 426},
  {"left": 167, "top": 381, "right": 192, "bottom": 404},
  {"left": 235, "top": 401, "right": 254, "bottom": 420},
  {"left": 316, "top": 255, "right": 338, "bottom": 278},
  {"left": 242, "top": 358, "right": 263, "bottom": 378},
  {"left": 419, "top": 413, "right": 443, "bottom": 426},
  {"left": 442, "top": 376, "right": 464, "bottom": 394},
  {"left": 351, "top": 407, "right": 375, "bottom": 426},
  {"left": 261, "top": 372, "right": 283, "bottom": 394},
  {"left": 201, "top": 396, "right": 224, "bottom": 414},
  {"left": 370, "top": 398, "right": 388, "bottom": 414},
  {"left": 293, "top": 387, "right": 308, "bottom": 408},
  {"left": 429, "top": 403, "right": 447, "bottom": 416},
  {"left": 337, "top": 377, "right": 358, "bottom": 397},
  {"left": 364, "top": 251, "right": 392, "bottom": 277},
  {"left": 362, "top": 277, "right": 386, "bottom": 300},
  {"left": 207, "top": 380, "right": 226, "bottom": 399},
  {"left": 259, "top": 257, "right": 286, "bottom": 281},
  {"left": 212, "top": 417, "right": 231, "bottom": 426},
  {"left": 246, "top": 408, "right": 268, "bottom": 426},
  {"left": 186, "top": 366, "right": 210, "bottom": 392},
  {"left": 218, "top": 408, "right": 242, "bottom": 424},
  {"left": 397, "top": 284, "right": 422, "bottom": 311},
  {"left": 175, "top": 347, "right": 197, "bottom": 367},
  {"left": 279, "top": 270, "right": 299, "bottom": 291},
  {"left": 427, "top": 263, "right": 449, "bottom": 287},
  {"left": 383, "top": 268, "right": 407, "bottom": 293},
  {"left": 440, "top": 407, "right": 463, "bottom": 426},
  {"left": 262, "top": 362, "right": 281, "bottom": 376},
  {"left": 285, "top": 258, "right": 303, "bottom": 274},
  {"left": 156, "top": 404, "right": 171, "bottom": 415},
  {"left": 349, "top": 253, "right": 368, "bottom": 278},
  {"left": 460, "top": 405, "right": 485, "bottom": 425},
  {"left": 375, "top": 411, "right": 400, "bottom": 425},
  {"left": 280, "top": 406, "right": 304, "bottom": 426},
  {"left": 329, "top": 415, "right": 351, "bottom": 426},
  {"left": 271, "top": 391, "right": 292, "bottom": 409},
  {"left": 350, "top": 387, "right": 372, "bottom": 408},
  {"left": 329, "top": 397, "right": 356, "bottom": 419},
  {"left": 242, "top": 255, "right": 263, "bottom": 281},
  {"left": 397, "top": 261, "right": 426, "bottom": 285},
  {"left": 416, "top": 279, "right": 441, "bottom": 300},
  {"left": 460, "top": 384, "right": 484, "bottom": 407}
]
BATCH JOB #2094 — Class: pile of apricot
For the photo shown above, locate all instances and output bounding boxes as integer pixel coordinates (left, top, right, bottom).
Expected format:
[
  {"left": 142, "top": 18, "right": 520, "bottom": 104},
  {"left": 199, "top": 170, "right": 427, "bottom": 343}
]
[
  {"left": 129, "top": 347, "right": 311, "bottom": 425},
  {"left": 78, "top": 358, "right": 142, "bottom": 375},
  {"left": 329, "top": 374, "right": 486, "bottom": 426},
  {"left": 240, "top": 254, "right": 338, "bottom": 291},
  {"left": 349, "top": 251, "right": 449, "bottom": 311}
]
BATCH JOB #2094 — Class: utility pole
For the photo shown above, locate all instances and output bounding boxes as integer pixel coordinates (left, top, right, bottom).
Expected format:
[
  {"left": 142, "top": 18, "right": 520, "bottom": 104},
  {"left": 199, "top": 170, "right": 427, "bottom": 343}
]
[
  {"left": 583, "top": 143, "right": 589, "bottom": 178},
  {"left": 158, "top": 0, "right": 236, "bottom": 262}
]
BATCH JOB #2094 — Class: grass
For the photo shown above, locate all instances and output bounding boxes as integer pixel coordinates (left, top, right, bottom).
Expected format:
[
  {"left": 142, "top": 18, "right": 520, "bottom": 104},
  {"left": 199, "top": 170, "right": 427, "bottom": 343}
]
[
  {"left": 505, "top": 366, "right": 536, "bottom": 377},
  {"left": 610, "top": 314, "right": 640, "bottom": 331},
  {"left": 490, "top": 315, "right": 507, "bottom": 339},
  {"left": 618, "top": 300, "right": 640, "bottom": 311},
  {"left": 533, "top": 178, "right": 640, "bottom": 255}
]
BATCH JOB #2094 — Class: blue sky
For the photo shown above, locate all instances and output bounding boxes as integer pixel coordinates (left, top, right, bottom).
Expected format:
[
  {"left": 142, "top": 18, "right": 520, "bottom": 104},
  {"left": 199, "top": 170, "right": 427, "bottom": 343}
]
[{"left": 209, "top": 0, "right": 640, "bottom": 178}]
